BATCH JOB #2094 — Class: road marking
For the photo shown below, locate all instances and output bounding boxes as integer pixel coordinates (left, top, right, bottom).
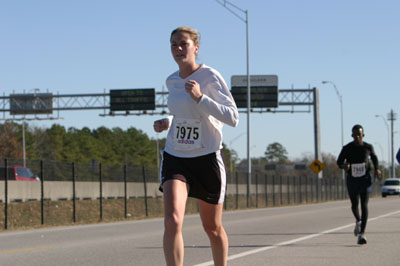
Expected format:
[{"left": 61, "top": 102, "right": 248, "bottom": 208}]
[
  {"left": 0, "top": 245, "right": 52, "bottom": 255},
  {"left": 192, "top": 210, "right": 400, "bottom": 266}
]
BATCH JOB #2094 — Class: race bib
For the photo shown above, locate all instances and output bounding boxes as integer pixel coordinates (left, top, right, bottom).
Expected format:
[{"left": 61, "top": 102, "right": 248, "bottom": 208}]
[
  {"left": 173, "top": 118, "right": 202, "bottom": 151},
  {"left": 351, "top": 163, "right": 366, "bottom": 177}
]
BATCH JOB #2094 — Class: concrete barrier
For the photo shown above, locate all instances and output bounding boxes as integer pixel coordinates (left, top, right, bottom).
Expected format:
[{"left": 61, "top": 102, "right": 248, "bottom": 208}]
[
  {"left": 0, "top": 181, "right": 248, "bottom": 202},
  {"left": 0, "top": 181, "right": 167, "bottom": 202}
]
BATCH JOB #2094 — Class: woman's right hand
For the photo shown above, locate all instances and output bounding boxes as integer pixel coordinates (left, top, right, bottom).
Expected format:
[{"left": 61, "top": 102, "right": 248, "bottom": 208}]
[{"left": 153, "top": 118, "right": 169, "bottom": 133}]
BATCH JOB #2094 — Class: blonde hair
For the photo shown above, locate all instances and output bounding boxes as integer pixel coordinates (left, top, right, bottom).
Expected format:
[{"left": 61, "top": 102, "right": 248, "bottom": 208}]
[{"left": 170, "top": 26, "right": 201, "bottom": 47}]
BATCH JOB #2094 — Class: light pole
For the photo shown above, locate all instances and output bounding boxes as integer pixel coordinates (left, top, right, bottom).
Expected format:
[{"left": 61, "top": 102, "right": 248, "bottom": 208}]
[
  {"left": 375, "top": 114, "right": 390, "bottom": 177},
  {"left": 216, "top": 0, "right": 251, "bottom": 205},
  {"left": 322, "top": 81, "right": 344, "bottom": 179}
]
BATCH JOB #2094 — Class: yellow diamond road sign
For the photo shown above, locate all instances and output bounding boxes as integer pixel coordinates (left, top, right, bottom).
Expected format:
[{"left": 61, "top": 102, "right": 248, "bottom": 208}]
[{"left": 309, "top": 159, "right": 325, "bottom": 174}]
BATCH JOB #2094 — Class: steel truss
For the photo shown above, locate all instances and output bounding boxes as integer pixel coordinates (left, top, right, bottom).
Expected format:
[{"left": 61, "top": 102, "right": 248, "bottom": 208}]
[
  {"left": 0, "top": 88, "right": 314, "bottom": 120},
  {"left": 0, "top": 87, "right": 322, "bottom": 177}
]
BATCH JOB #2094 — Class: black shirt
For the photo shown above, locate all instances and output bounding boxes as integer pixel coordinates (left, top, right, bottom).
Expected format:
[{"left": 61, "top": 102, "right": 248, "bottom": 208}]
[{"left": 337, "top": 141, "right": 379, "bottom": 178}]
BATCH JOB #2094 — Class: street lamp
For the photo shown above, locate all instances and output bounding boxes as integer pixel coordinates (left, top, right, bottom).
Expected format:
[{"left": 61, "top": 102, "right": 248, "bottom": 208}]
[
  {"left": 216, "top": 0, "right": 251, "bottom": 205},
  {"left": 375, "top": 114, "right": 390, "bottom": 177},
  {"left": 321, "top": 81, "right": 344, "bottom": 179}
]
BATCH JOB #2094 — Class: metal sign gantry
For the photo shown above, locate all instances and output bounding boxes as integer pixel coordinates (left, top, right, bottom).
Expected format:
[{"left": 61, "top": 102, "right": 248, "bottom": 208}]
[
  {"left": 1, "top": 87, "right": 315, "bottom": 119},
  {"left": 0, "top": 87, "right": 322, "bottom": 178}
]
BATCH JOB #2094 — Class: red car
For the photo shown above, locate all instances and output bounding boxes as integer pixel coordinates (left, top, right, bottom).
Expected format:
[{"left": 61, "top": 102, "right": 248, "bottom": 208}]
[{"left": 0, "top": 166, "right": 40, "bottom": 181}]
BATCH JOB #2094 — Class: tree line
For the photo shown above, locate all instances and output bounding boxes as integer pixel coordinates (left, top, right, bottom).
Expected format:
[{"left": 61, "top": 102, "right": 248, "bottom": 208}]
[
  {"left": 3, "top": 122, "right": 390, "bottom": 179},
  {"left": 0, "top": 123, "right": 240, "bottom": 172},
  {"left": 0, "top": 123, "right": 162, "bottom": 168}
]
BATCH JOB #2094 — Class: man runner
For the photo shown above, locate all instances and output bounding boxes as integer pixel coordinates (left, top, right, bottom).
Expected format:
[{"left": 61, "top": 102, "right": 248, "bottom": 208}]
[{"left": 337, "top": 124, "right": 381, "bottom": 245}]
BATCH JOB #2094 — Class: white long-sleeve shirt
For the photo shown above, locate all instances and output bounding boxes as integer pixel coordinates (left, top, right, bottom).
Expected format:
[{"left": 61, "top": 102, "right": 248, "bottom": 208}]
[{"left": 164, "top": 64, "right": 239, "bottom": 158}]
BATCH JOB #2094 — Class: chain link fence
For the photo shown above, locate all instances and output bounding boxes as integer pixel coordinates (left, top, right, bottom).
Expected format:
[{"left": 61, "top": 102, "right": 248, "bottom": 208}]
[{"left": 0, "top": 158, "right": 382, "bottom": 230}]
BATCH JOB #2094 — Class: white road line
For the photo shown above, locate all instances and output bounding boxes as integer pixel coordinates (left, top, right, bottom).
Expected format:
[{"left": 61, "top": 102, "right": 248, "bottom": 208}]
[{"left": 192, "top": 210, "right": 400, "bottom": 266}]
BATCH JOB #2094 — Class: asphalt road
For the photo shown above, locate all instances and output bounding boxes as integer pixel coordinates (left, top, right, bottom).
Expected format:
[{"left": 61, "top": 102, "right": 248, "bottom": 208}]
[{"left": 1, "top": 197, "right": 400, "bottom": 266}]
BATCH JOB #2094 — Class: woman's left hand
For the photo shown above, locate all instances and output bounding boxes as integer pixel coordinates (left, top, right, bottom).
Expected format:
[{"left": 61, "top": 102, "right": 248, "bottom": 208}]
[{"left": 185, "top": 80, "right": 203, "bottom": 103}]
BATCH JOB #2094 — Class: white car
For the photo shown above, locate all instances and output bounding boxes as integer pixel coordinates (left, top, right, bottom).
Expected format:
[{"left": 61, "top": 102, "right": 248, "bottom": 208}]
[{"left": 381, "top": 178, "right": 400, "bottom": 197}]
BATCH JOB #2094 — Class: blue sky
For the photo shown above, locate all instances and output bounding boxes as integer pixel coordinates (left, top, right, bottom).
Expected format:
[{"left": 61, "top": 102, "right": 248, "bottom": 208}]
[{"left": 1, "top": 0, "right": 399, "bottom": 165}]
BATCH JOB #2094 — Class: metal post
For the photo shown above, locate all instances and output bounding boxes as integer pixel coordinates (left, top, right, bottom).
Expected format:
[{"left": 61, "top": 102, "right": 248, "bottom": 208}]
[
  {"left": 299, "top": 176, "right": 302, "bottom": 204},
  {"left": 336, "top": 178, "right": 339, "bottom": 200},
  {"left": 279, "top": 176, "right": 283, "bottom": 206},
  {"left": 40, "top": 160, "right": 44, "bottom": 225},
  {"left": 255, "top": 172, "right": 258, "bottom": 208},
  {"left": 342, "top": 177, "right": 346, "bottom": 199},
  {"left": 235, "top": 171, "right": 239, "bottom": 209},
  {"left": 124, "top": 165, "right": 127, "bottom": 218},
  {"left": 142, "top": 166, "right": 148, "bottom": 217},
  {"left": 311, "top": 176, "right": 314, "bottom": 202},
  {"left": 305, "top": 176, "right": 308, "bottom": 203},
  {"left": 156, "top": 135, "right": 160, "bottom": 174},
  {"left": 325, "top": 178, "right": 328, "bottom": 201},
  {"left": 264, "top": 174, "right": 268, "bottom": 207},
  {"left": 313, "top": 87, "right": 322, "bottom": 178},
  {"left": 4, "top": 159, "right": 8, "bottom": 229},
  {"left": 72, "top": 162, "right": 76, "bottom": 223},
  {"left": 293, "top": 177, "right": 297, "bottom": 203},
  {"left": 22, "top": 122, "right": 26, "bottom": 168},
  {"left": 99, "top": 163, "right": 103, "bottom": 220},
  {"left": 272, "top": 175, "right": 275, "bottom": 206},
  {"left": 287, "top": 175, "right": 290, "bottom": 205}
]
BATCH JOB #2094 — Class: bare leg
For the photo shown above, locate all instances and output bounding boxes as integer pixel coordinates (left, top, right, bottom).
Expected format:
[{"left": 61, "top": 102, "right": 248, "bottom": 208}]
[
  {"left": 163, "top": 179, "right": 188, "bottom": 266},
  {"left": 199, "top": 200, "right": 228, "bottom": 266}
]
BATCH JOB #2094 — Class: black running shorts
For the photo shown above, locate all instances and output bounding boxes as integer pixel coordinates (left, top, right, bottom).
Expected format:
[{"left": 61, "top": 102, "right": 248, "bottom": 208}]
[{"left": 159, "top": 151, "right": 226, "bottom": 204}]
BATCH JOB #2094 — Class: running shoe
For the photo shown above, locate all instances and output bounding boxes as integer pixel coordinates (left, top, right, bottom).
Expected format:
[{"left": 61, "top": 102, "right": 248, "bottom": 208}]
[
  {"left": 357, "top": 233, "right": 367, "bottom": 245},
  {"left": 354, "top": 221, "right": 361, "bottom": 236}
]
